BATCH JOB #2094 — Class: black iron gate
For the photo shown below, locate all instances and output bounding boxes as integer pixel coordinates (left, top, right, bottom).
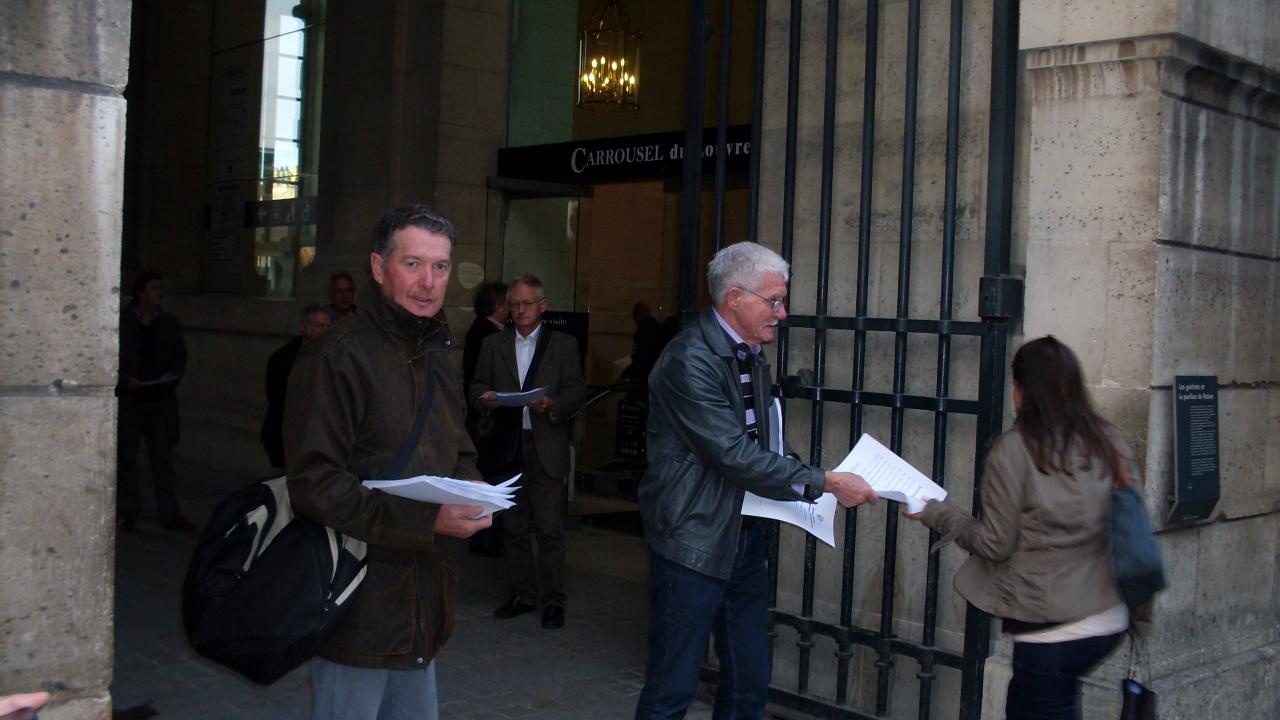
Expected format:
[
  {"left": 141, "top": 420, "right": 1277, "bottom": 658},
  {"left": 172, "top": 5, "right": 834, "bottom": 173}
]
[{"left": 676, "top": 1, "right": 1023, "bottom": 718}]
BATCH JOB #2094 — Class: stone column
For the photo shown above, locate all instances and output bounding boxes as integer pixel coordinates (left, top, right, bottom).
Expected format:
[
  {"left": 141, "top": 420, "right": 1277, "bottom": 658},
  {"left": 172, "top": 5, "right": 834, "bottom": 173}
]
[
  {"left": 0, "top": 1, "right": 131, "bottom": 718},
  {"left": 1016, "top": 2, "right": 1280, "bottom": 717}
]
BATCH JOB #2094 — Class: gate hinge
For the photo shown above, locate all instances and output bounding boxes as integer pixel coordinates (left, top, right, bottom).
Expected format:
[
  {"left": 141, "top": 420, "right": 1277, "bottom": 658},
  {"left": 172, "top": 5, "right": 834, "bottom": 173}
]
[{"left": 979, "top": 275, "right": 1023, "bottom": 321}]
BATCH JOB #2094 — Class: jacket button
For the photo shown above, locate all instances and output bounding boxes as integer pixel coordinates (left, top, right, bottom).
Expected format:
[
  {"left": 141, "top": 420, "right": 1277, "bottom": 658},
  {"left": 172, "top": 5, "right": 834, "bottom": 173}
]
[{"left": 416, "top": 656, "right": 425, "bottom": 664}]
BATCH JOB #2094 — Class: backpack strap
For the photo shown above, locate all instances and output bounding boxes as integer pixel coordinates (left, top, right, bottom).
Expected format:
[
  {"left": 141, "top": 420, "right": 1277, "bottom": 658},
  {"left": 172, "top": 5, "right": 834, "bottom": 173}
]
[{"left": 380, "top": 356, "right": 437, "bottom": 480}]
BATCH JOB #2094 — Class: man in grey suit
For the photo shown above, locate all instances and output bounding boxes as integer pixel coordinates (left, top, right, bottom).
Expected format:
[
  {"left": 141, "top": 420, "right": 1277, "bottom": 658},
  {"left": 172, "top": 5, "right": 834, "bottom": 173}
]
[{"left": 470, "top": 274, "right": 586, "bottom": 629}]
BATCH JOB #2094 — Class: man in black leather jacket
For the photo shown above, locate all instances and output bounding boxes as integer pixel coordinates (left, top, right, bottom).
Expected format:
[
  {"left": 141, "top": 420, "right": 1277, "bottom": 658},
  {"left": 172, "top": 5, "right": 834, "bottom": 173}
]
[{"left": 635, "top": 242, "right": 877, "bottom": 719}]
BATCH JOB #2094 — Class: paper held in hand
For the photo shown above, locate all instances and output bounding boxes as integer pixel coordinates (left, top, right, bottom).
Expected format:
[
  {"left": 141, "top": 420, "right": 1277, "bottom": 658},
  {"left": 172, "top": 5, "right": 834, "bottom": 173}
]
[
  {"left": 494, "top": 387, "right": 546, "bottom": 407},
  {"left": 740, "top": 398, "right": 839, "bottom": 547},
  {"left": 362, "top": 474, "right": 521, "bottom": 518},
  {"left": 834, "top": 434, "right": 946, "bottom": 513}
]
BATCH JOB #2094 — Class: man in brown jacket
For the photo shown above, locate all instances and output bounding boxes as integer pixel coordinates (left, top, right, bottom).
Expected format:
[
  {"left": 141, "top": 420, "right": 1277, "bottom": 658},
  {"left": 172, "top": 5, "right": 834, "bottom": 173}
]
[{"left": 284, "top": 204, "right": 491, "bottom": 720}]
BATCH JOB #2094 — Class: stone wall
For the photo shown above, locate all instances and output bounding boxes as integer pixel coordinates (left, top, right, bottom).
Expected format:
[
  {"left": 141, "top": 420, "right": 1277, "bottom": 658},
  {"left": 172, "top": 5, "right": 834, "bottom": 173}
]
[
  {"left": 0, "top": 1, "right": 130, "bottom": 718},
  {"left": 1018, "top": 21, "right": 1280, "bottom": 720}
]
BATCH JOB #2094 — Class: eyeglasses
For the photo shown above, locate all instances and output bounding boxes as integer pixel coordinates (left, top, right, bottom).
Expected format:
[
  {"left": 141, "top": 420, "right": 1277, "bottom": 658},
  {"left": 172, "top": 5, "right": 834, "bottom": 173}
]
[{"left": 737, "top": 287, "right": 787, "bottom": 313}]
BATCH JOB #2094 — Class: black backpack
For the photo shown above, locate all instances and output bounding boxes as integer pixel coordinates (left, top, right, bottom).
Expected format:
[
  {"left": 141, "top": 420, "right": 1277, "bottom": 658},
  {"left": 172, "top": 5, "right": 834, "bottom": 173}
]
[
  {"left": 181, "top": 476, "right": 367, "bottom": 684},
  {"left": 182, "top": 364, "right": 437, "bottom": 684}
]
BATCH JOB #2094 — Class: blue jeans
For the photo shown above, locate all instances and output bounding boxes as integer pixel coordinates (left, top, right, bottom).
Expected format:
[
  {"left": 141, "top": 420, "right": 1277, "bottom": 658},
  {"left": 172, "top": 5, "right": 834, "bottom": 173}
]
[
  {"left": 1005, "top": 632, "right": 1123, "bottom": 720},
  {"left": 310, "top": 657, "right": 437, "bottom": 720},
  {"left": 635, "top": 522, "right": 770, "bottom": 720}
]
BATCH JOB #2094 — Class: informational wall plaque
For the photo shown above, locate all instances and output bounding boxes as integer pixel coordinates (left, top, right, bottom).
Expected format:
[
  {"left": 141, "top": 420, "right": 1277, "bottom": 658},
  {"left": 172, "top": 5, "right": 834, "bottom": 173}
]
[{"left": 1169, "top": 375, "right": 1220, "bottom": 522}]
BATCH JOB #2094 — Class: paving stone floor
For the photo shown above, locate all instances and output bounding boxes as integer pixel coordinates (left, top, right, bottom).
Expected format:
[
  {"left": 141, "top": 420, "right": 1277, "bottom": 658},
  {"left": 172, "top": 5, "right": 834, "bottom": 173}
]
[{"left": 110, "top": 462, "right": 712, "bottom": 719}]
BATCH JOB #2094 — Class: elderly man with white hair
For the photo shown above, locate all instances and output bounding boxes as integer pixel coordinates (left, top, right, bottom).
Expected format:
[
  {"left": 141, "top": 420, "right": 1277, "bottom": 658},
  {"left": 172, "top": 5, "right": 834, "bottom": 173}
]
[{"left": 635, "top": 241, "right": 877, "bottom": 719}]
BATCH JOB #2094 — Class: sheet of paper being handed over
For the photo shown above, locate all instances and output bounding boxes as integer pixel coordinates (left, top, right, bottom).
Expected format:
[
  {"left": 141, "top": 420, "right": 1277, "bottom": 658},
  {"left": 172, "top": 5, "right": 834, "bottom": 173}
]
[{"left": 834, "top": 434, "right": 946, "bottom": 513}]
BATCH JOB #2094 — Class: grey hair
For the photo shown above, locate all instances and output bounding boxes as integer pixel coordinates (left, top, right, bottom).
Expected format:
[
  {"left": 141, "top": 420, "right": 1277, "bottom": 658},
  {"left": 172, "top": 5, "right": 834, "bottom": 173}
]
[
  {"left": 707, "top": 242, "right": 790, "bottom": 304},
  {"left": 509, "top": 273, "right": 545, "bottom": 299}
]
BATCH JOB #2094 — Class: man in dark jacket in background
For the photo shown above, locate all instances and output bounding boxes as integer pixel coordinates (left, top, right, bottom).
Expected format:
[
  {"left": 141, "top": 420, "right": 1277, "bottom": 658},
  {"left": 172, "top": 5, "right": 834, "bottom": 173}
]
[
  {"left": 634, "top": 242, "right": 876, "bottom": 718},
  {"left": 259, "top": 304, "right": 335, "bottom": 470},
  {"left": 462, "top": 280, "right": 508, "bottom": 557},
  {"left": 284, "top": 204, "right": 491, "bottom": 720},
  {"left": 116, "top": 269, "right": 190, "bottom": 533}
]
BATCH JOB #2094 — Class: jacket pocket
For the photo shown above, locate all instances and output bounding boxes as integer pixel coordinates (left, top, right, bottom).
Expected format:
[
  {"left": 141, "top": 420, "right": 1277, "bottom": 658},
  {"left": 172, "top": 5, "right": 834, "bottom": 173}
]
[
  {"left": 433, "top": 560, "right": 458, "bottom": 652},
  {"left": 326, "top": 562, "right": 414, "bottom": 656}
]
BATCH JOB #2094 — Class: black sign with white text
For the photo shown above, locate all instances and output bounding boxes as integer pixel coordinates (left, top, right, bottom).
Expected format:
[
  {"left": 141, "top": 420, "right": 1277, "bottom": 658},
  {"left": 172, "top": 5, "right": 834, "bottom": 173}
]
[
  {"left": 497, "top": 125, "right": 753, "bottom": 184},
  {"left": 1170, "top": 374, "right": 1220, "bottom": 522}
]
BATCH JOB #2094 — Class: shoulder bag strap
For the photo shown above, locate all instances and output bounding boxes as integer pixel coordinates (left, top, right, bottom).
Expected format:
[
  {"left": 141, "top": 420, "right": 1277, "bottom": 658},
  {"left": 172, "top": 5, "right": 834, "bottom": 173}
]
[{"left": 380, "top": 356, "right": 437, "bottom": 480}]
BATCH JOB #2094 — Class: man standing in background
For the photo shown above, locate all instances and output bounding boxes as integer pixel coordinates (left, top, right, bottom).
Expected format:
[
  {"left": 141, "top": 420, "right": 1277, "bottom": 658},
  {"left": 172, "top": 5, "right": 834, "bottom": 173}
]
[
  {"left": 470, "top": 274, "right": 586, "bottom": 630},
  {"left": 116, "top": 270, "right": 191, "bottom": 533},
  {"left": 328, "top": 272, "right": 357, "bottom": 319},
  {"left": 259, "top": 304, "right": 336, "bottom": 470}
]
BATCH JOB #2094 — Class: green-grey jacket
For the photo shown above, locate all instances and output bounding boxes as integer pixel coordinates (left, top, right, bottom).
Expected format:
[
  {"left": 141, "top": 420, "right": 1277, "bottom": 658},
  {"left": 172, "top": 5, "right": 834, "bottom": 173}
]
[{"left": 284, "top": 284, "right": 480, "bottom": 670}]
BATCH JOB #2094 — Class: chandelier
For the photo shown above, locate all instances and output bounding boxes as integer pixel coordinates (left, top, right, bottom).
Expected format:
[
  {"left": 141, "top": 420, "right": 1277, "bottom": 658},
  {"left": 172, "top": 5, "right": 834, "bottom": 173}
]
[{"left": 577, "top": 0, "right": 641, "bottom": 111}]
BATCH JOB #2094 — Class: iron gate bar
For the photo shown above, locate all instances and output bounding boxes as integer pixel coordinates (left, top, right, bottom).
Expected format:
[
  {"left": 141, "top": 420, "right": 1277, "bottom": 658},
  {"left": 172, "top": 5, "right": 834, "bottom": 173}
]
[
  {"left": 959, "top": 1, "right": 1023, "bottom": 718},
  {"left": 837, "top": 0, "right": 881, "bottom": 704},
  {"left": 875, "top": 0, "right": 924, "bottom": 713},
  {"left": 678, "top": 0, "right": 710, "bottom": 324},
  {"left": 786, "top": 315, "right": 984, "bottom": 335},
  {"left": 712, "top": 0, "right": 733, "bottom": 252},
  {"left": 747, "top": 0, "right": 767, "bottom": 245},
  {"left": 775, "top": 0, "right": 808, "bottom": 692},
  {"left": 920, "top": 1, "right": 969, "bottom": 716},
  {"left": 794, "top": 0, "right": 844, "bottom": 698}
]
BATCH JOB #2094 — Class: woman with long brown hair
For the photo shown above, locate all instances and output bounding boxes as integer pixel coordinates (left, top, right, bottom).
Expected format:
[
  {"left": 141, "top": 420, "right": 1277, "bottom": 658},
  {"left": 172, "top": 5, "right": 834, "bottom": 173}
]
[{"left": 907, "top": 336, "right": 1134, "bottom": 719}]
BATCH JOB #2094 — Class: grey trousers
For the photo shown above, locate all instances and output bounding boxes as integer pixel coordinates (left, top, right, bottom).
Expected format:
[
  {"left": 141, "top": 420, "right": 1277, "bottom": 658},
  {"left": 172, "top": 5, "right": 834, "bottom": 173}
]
[{"left": 310, "top": 657, "right": 438, "bottom": 720}]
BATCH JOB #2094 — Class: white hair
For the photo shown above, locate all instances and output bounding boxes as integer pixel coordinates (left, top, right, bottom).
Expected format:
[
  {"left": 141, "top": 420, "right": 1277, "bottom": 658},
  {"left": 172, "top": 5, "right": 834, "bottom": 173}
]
[{"left": 707, "top": 242, "right": 790, "bottom": 304}]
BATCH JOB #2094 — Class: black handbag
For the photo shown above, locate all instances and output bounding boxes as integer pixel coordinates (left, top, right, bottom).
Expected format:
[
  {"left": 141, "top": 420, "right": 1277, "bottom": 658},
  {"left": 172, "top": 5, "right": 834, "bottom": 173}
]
[
  {"left": 1120, "top": 637, "right": 1157, "bottom": 719},
  {"left": 1111, "top": 484, "right": 1167, "bottom": 609}
]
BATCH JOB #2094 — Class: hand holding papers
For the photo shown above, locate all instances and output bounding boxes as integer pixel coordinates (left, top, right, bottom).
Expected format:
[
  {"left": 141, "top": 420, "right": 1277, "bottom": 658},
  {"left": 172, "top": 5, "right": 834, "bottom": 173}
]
[
  {"left": 834, "top": 434, "right": 946, "bottom": 513},
  {"left": 494, "top": 387, "right": 546, "bottom": 407},
  {"left": 363, "top": 474, "right": 520, "bottom": 518}
]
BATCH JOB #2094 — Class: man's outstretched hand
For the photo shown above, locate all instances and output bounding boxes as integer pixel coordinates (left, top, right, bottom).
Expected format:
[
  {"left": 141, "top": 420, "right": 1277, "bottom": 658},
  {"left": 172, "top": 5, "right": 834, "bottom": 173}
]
[{"left": 824, "top": 472, "right": 878, "bottom": 508}]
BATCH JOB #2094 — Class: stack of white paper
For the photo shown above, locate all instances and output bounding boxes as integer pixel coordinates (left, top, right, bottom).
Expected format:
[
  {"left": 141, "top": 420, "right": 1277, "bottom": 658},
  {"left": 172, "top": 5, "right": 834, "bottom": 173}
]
[
  {"left": 494, "top": 387, "right": 546, "bottom": 407},
  {"left": 363, "top": 474, "right": 521, "bottom": 518},
  {"left": 834, "top": 434, "right": 946, "bottom": 513}
]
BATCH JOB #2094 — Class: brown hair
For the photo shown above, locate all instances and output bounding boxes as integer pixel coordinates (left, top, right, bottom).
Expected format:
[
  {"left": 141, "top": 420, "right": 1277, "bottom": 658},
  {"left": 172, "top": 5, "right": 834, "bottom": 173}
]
[{"left": 1011, "top": 336, "right": 1126, "bottom": 484}]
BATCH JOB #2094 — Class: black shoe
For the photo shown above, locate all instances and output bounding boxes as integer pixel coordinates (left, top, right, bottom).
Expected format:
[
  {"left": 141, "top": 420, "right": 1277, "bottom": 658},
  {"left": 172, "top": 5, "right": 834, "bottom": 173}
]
[
  {"left": 161, "top": 516, "right": 196, "bottom": 533},
  {"left": 541, "top": 605, "right": 564, "bottom": 630},
  {"left": 494, "top": 596, "right": 537, "bottom": 619}
]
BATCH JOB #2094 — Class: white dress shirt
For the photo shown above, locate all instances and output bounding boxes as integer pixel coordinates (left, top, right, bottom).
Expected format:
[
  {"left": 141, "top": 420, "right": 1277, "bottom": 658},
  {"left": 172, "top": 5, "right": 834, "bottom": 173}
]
[{"left": 515, "top": 323, "right": 542, "bottom": 430}]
